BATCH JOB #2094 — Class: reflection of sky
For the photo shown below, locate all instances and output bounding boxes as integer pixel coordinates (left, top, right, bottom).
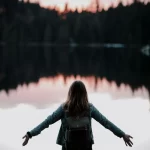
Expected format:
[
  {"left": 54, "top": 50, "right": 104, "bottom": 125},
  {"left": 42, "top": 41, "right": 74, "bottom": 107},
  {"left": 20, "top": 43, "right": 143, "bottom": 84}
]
[
  {"left": 0, "top": 76, "right": 150, "bottom": 150},
  {"left": 0, "top": 75, "right": 148, "bottom": 108},
  {"left": 0, "top": 93, "right": 150, "bottom": 150}
]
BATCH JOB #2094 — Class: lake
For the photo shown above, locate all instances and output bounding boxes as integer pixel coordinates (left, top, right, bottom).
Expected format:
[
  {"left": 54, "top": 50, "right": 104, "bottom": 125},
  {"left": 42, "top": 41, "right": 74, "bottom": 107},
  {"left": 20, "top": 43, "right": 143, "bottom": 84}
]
[{"left": 0, "top": 76, "right": 150, "bottom": 150}]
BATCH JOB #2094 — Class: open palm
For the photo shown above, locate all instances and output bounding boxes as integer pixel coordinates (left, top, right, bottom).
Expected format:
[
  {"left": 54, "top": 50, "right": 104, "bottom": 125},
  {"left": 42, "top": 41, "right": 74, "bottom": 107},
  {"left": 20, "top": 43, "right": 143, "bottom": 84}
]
[
  {"left": 123, "top": 134, "right": 133, "bottom": 147},
  {"left": 22, "top": 134, "right": 30, "bottom": 146}
]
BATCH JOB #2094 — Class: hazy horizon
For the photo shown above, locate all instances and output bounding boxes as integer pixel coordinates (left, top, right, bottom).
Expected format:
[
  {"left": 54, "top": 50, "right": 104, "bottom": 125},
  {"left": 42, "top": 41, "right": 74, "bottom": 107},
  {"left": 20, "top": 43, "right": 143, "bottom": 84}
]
[{"left": 24, "top": 0, "right": 149, "bottom": 11}]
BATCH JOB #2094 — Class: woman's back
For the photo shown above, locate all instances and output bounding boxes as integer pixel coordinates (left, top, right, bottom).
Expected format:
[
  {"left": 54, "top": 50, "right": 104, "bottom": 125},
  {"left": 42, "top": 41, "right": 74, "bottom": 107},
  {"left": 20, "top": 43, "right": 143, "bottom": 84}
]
[
  {"left": 22, "top": 80, "right": 133, "bottom": 149},
  {"left": 63, "top": 104, "right": 92, "bottom": 150}
]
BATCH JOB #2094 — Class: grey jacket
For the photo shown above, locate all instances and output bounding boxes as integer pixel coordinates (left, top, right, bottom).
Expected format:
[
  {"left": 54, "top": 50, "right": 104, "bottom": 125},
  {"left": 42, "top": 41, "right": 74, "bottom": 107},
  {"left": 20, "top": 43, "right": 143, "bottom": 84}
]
[{"left": 29, "top": 103, "right": 125, "bottom": 145}]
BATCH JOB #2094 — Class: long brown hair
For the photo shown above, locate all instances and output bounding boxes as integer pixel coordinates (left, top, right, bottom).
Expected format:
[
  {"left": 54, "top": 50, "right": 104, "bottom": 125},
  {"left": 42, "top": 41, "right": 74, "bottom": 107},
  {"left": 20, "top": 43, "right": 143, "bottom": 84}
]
[{"left": 64, "top": 80, "right": 89, "bottom": 116}]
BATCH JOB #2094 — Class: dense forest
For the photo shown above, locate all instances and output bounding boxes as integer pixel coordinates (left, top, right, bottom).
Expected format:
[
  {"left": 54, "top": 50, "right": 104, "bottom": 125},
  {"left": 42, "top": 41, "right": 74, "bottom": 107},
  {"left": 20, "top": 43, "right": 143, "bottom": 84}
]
[
  {"left": 0, "top": 0, "right": 150, "bottom": 44},
  {"left": 0, "top": 0, "right": 150, "bottom": 97}
]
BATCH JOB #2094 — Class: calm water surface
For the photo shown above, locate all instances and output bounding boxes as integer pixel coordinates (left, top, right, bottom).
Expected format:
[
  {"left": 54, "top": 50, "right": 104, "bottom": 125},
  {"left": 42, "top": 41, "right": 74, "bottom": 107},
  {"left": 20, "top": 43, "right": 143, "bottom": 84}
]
[{"left": 0, "top": 76, "right": 150, "bottom": 150}]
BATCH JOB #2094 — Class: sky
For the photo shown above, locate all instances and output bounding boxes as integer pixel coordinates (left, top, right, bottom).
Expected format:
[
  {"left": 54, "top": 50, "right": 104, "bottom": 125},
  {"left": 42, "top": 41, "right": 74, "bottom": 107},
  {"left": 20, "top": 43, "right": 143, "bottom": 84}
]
[
  {"left": 0, "top": 90, "right": 150, "bottom": 150},
  {"left": 24, "top": 0, "right": 150, "bottom": 11},
  {"left": 0, "top": 76, "right": 150, "bottom": 150}
]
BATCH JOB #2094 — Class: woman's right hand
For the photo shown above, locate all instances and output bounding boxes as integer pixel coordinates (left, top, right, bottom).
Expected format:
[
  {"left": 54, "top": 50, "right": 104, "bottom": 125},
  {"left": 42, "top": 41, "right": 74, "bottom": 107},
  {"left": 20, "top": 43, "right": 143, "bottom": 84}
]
[{"left": 22, "top": 134, "right": 30, "bottom": 146}]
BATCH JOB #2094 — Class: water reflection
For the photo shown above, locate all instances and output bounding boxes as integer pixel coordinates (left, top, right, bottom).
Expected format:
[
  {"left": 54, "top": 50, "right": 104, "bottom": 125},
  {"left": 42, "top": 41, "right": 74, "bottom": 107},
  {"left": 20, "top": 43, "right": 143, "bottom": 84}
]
[
  {"left": 0, "top": 84, "right": 150, "bottom": 150},
  {"left": 0, "top": 47, "right": 150, "bottom": 95},
  {"left": 0, "top": 69, "right": 149, "bottom": 150},
  {"left": 0, "top": 75, "right": 149, "bottom": 109}
]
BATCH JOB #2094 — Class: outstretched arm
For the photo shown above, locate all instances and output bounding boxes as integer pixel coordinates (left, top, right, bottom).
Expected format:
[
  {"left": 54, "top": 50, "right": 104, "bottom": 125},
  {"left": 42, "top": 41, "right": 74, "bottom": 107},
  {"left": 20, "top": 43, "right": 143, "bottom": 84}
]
[
  {"left": 29, "top": 104, "right": 64, "bottom": 137},
  {"left": 91, "top": 104, "right": 133, "bottom": 146},
  {"left": 22, "top": 104, "right": 64, "bottom": 146},
  {"left": 91, "top": 104, "right": 125, "bottom": 138}
]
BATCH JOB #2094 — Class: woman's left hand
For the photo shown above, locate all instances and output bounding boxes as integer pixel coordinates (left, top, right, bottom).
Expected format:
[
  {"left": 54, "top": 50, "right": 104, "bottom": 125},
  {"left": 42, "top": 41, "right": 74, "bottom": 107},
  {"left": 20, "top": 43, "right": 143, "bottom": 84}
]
[
  {"left": 22, "top": 134, "right": 30, "bottom": 146},
  {"left": 123, "top": 134, "right": 133, "bottom": 147}
]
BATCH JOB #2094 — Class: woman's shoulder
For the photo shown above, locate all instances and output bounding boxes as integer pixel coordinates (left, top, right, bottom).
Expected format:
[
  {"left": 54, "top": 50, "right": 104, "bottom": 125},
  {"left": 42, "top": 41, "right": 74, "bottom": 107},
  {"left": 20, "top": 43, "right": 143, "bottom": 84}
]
[
  {"left": 88, "top": 103, "right": 98, "bottom": 112},
  {"left": 60, "top": 102, "right": 67, "bottom": 112},
  {"left": 88, "top": 102, "right": 94, "bottom": 110},
  {"left": 88, "top": 102, "right": 93, "bottom": 107},
  {"left": 59, "top": 102, "right": 94, "bottom": 112},
  {"left": 59, "top": 103, "right": 65, "bottom": 111}
]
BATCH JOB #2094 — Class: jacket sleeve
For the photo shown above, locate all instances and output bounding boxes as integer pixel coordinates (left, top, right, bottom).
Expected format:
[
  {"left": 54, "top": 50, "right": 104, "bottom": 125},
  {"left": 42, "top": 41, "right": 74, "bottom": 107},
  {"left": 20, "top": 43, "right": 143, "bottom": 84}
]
[
  {"left": 29, "top": 104, "right": 64, "bottom": 137},
  {"left": 90, "top": 104, "right": 125, "bottom": 138}
]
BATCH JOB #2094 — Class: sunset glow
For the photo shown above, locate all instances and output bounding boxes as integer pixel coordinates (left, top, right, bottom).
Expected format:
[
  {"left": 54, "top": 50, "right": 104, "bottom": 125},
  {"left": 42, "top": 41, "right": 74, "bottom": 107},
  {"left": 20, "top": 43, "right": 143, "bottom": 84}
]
[
  {"left": 23, "top": 0, "right": 144, "bottom": 12},
  {"left": 0, "top": 75, "right": 149, "bottom": 109}
]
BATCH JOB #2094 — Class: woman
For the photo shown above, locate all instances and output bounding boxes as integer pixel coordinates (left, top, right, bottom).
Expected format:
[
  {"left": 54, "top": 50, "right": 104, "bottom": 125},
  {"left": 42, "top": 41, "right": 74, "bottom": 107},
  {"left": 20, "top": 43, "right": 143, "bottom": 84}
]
[{"left": 22, "top": 80, "right": 133, "bottom": 150}]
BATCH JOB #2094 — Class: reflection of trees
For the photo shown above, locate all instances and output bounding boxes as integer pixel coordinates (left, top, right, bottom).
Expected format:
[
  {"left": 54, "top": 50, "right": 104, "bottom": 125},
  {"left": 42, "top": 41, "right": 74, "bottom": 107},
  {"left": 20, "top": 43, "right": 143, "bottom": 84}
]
[
  {"left": 0, "top": 1, "right": 150, "bottom": 96},
  {"left": 0, "top": 46, "right": 150, "bottom": 96}
]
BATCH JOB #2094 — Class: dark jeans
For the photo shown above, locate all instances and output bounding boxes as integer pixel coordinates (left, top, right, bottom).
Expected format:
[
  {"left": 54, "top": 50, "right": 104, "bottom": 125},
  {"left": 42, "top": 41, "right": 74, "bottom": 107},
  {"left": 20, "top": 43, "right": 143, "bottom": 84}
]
[{"left": 62, "top": 144, "right": 92, "bottom": 150}]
